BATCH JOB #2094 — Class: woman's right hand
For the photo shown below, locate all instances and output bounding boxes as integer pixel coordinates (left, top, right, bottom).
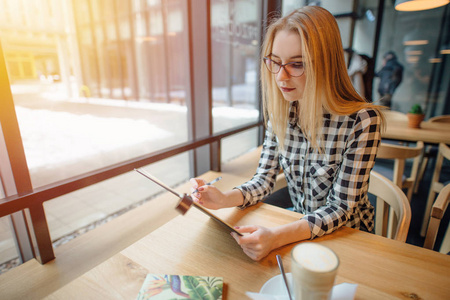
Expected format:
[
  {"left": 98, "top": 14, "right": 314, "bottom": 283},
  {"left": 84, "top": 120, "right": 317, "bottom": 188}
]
[{"left": 189, "top": 178, "right": 228, "bottom": 210}]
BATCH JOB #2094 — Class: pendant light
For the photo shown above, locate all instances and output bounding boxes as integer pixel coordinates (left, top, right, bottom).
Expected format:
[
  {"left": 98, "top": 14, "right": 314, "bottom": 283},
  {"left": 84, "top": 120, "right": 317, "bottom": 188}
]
[{"left": 395, "top": 0, "right": 449, "bottom": 11}]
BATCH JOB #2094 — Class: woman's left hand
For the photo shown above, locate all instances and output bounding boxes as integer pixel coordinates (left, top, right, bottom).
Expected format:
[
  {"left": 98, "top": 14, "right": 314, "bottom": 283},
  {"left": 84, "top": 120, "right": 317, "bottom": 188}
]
[{"left": 230, "top": 225, "right": 277, "bottom": 261}]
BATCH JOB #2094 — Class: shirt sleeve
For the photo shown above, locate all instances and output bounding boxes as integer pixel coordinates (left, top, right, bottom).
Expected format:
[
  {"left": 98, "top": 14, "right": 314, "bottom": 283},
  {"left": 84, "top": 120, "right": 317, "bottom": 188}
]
[
  {"left": 303, "top": 109, "right": 381, "bottom": 238},
  {"left": 234, "top": 125, "right": 281, "bottom": 208}
]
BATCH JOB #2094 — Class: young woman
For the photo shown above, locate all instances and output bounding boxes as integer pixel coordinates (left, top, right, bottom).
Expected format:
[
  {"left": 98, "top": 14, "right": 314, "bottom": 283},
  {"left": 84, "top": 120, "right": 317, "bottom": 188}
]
[{"left": 190, "top": 6, "right": 384, "bottom": 261}]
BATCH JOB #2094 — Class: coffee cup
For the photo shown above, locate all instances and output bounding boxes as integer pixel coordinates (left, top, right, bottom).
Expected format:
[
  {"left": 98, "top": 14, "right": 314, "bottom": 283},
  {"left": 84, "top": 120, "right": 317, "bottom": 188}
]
[{"left": 291, "top": 243, "right": 339, "bottom": 300}]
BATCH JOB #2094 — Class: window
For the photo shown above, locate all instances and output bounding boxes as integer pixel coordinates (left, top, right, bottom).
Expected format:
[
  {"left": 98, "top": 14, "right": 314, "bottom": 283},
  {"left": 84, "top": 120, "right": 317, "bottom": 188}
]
[
  {"left": 0, "top": 0, "right": 265, "bottom": 272},
  {"left": 0, "top": 0, "right": 193, "bottom": 269},
  {"left": 211, "top": 0, "right": 262, "bottom": 162}
]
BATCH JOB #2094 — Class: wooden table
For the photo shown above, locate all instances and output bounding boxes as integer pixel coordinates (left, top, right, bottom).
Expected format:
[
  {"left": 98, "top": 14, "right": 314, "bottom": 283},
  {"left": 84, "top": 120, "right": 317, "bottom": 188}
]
[
  {"left": 46, "top": 202, "right": 450, "bottom": 299},
  {"left": 383, "top": 120, "right": 450, "bottom": 144}
]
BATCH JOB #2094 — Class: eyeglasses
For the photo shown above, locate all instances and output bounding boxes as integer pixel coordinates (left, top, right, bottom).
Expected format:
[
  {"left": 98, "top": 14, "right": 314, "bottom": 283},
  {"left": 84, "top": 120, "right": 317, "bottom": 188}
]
[{"left": 263, "top": 57, "right": 305, "bottom": 77}]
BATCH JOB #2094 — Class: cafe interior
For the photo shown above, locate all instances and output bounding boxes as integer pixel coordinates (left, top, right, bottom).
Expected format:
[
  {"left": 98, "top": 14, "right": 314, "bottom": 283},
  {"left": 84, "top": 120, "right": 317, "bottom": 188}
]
[{"left": 0, "top": 0, "right": 449, "bottom": 299}]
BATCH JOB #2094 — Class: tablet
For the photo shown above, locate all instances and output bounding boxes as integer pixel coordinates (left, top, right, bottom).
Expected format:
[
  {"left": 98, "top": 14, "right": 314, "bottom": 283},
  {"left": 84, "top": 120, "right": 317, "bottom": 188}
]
[
  {"left": 192, "top": 201, "right": 243, "bottom": 236},
  {"left": 135, "top": 168, "right": 242, "bottom": 236}
]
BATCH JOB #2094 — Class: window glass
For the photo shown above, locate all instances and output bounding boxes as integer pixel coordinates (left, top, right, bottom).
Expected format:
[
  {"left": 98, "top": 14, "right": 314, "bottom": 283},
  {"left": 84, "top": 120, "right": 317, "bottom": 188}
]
[
  {"left": 43, "top": 153, "right": 190, "bottom": 248},
  {"left": 1, "top": 0, "right": 190, "bottom": 188},
  {"left": 282, "top": 1, "right": 449, "bottom": 117},
  {"left": 284, "top": 0, "right": 356, "bottom": 15},
  {"left": 0, "top": 0, "right": 191, "bottom": 268},
  {"left": 335, "top": 18, "right": 352, "bottom": 48},
  {"left": 221, "top": 128, "right": 259, "bottom": 162},
  {"left": 283, "top": 1, "right": 355, "bottom": 47},
  {"left": 211, "top": 0, "right": 261, "bottom": 162},
  {"left": 320, "top": 0, "right": 354, "bottom": 14},
  {"left": 353, "top": 1, "right": 377, "bottom": 55},
  {"left": 376, "top": 2, "right": 449, "bottom": 115},
  {"left": 0, "top": 181, "right": 5, "bottom": 199}
]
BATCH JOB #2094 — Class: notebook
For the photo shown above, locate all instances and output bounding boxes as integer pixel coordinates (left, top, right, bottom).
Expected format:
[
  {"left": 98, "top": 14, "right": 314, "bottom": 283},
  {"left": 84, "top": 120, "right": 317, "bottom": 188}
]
[{"left": 136, "top": 274, "right": 223, "bottom": 300}]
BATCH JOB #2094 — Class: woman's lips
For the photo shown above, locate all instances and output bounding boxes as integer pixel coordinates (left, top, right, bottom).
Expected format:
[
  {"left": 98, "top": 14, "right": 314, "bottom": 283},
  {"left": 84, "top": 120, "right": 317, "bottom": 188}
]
[{"left": 280, "top": 87, "right": 295, "bottom": 93}]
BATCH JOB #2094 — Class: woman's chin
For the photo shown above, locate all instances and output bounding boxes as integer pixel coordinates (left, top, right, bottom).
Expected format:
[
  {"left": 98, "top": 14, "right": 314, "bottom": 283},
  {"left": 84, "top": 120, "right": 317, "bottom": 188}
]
[{"left": 283, "top": 96, "right": 300, "bottom": 102}]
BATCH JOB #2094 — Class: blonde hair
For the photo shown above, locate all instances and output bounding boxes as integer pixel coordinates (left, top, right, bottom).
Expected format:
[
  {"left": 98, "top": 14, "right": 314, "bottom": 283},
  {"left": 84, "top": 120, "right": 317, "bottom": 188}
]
[{"left": 261, "top": 6, "right": 384, "bottom": 151}]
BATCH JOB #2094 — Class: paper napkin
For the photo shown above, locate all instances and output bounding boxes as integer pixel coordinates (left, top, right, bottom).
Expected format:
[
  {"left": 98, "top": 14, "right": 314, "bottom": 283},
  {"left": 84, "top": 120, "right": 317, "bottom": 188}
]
[{"left": 246, "top": 282, "right": 358, "bottom": 300}]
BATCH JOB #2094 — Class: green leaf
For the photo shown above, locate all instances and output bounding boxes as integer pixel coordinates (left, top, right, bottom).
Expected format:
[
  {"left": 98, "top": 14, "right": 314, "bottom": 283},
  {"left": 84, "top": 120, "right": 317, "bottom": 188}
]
[{"left": 182, "top": 276, "right": 223, "bottom": 300}]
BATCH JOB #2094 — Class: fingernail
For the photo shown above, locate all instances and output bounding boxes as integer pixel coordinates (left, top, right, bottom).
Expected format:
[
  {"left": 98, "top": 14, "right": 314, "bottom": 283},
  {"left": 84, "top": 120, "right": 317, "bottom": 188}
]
[{"left": 198, "top": 187, "right": 204, "bottom": 191}]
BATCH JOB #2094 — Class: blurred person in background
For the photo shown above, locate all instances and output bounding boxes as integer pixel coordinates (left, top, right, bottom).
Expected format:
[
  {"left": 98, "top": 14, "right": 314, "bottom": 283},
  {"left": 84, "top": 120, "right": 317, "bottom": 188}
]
[{"left": 376, "top": 51, "right": 404, "bottom": 108}]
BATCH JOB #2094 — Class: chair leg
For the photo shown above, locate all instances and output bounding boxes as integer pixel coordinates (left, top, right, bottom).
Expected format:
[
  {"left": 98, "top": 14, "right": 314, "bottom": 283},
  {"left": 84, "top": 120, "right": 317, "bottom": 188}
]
[
  {"left": 440, "top": 224, "right": 450, "bottom": 254},
  {"left": 414, "top": 156, "right": 429, "bottom": 194},
  {"left": 406, "top": 185, "right": 414, "bottom": 202},
  {"left": 421, "top": 189, "right": 437, "bottom": 237}
]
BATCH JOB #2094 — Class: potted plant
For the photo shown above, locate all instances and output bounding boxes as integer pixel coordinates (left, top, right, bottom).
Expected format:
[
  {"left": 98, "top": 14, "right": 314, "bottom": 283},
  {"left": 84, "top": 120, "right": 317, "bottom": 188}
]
[{"left": 407, "top": 104, "right": 425, "bottom": 128}]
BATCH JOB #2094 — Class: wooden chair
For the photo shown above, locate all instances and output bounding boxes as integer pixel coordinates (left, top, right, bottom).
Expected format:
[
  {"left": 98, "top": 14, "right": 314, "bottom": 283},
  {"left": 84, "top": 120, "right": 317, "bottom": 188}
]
[
  {"left": 380, "top": 110, "right": 409, "bottom": 148},
  {"left": 420, "top": 143, "right": 450, "bottom": 237},
  {"left": 383, "top": 110, "right": 408, "bottom": 122},
  {"left": 423, "top": 184, "right": 450, "bottom": 253},
  {"left": 427, "top": 115, "right": 450, "bottom": 123},
  {"left": 368, "top": 171, "right": 411, "bottom": 242},
  {"left": 414, "top": 115, "right": 450, "bottom": 193},
  {"left": 373, "top": 141, "right": 424, "bottom": 201}
]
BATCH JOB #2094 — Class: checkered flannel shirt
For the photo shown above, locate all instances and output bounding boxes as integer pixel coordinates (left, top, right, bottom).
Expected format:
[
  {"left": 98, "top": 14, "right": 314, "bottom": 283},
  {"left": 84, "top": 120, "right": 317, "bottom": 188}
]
[{"left": 235, "top": 101, "right": 381, "bottom": 239}]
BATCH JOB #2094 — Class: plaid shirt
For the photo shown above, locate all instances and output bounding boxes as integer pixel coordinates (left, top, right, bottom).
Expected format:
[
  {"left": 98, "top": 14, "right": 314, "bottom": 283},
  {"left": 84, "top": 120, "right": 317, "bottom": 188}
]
[{"left": 236, "top": 101, "right": 381, "bottom": 239}]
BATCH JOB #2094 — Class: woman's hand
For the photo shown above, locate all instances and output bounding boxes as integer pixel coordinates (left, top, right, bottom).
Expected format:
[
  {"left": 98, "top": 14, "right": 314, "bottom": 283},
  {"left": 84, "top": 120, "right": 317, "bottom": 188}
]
[
  {"left": 230, "top": 220, "right": 312, "bottom": 261},
  {"left": 189, "top": 178, "right": 227, "bottom": 209},
  {"left": 230, "top": 225, "right": 277, "bottom": 261},
  {"left": 189, "top": 178, "right": 245, "bottom": 209}
]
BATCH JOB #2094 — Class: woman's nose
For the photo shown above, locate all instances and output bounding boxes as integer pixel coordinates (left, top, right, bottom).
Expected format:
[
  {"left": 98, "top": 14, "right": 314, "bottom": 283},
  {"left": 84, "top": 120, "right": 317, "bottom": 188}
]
[{"left": 276, "top": 66, "right": 290, "bottom": 81}]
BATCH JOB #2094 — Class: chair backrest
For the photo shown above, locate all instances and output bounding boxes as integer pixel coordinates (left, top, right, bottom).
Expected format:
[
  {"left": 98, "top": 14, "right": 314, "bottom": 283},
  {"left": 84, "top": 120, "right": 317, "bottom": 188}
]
[
  {"left": 383, "top": 110, "right": 408, "bottom": 122},
  {"left": 368, "top": 171, "right": 411, "bottom": 242},
  {"left": 428, "top": 115, "right": 450, "bottom": 123},
  {"left": 375, "top": 141, "right": 424, "bottom": 200},
  {"left": 435, "top": 142, "right": 450, "bottom": 172},
  {"left": 423, "top": 184, "right": 450, "bottom": 251},
  {"left": 428, "top": 143, "right": 450, "bottom": 194},
  {"left": 420, "top": 143, "right": 450, "bottom": 236}
]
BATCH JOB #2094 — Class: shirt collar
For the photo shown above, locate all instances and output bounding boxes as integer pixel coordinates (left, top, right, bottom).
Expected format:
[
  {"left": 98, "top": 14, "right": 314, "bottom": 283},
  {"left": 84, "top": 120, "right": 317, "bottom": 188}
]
[
  {"left": 288, "top": 102, "right": 333, "bottom": 126},
  {"left": 288, "top": 101, "right": 299, "bottom": 126}
]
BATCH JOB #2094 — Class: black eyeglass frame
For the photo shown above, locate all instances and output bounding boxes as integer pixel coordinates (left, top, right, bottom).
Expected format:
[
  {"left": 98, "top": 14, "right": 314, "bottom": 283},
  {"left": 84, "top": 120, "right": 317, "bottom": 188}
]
[{"left": 263, "top": 57, "right": 305, "bottom": 77}]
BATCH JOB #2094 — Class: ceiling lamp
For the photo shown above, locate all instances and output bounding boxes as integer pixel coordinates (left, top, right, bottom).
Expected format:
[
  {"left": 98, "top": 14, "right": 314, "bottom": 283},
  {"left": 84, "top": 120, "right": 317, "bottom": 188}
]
[
  {"left": 406, "top": 56, "right": 420, "bottom": 63},
  {"left": 428, "top": 57, "right": 442, "bottom": 63},
  {"left": 402, "top": 28, "right": 429, "bottom": 46},
  {"left": 441, "top": 44, "right": 450, "bottom": 54},
  {"left": 406, "top": 50, "right": 423, "bottom": 55},
  {"left": 403, "top": 40, "right": 428, "bottom": 46},
  {"left": 395, "top": 0, "right": 450, "bottom": 11}
]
